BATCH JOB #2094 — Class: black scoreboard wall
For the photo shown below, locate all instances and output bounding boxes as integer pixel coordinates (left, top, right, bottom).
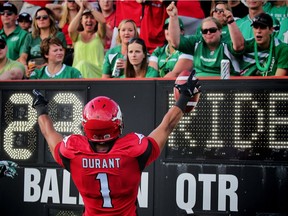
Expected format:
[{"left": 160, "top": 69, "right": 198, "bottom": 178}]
[{"left": 0, "top": 79, "right": 287, "bottom": 216}]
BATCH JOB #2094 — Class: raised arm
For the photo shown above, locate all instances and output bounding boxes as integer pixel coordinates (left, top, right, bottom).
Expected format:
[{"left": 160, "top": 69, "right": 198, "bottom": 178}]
[
  {"left": 148, "top": 71, "right": 201, "bottom": 151},
  {"left": 68, "top": 0, "right": 85, "bottom": 42},
  {"left": 224, "top": 9, "right": 244, "bottom": 51},
  {"left": 32, "top": 90, "right": 63, "bottom": 160},
  {"left": 166, "top": 2, "right": 180, "bottom": 48}
]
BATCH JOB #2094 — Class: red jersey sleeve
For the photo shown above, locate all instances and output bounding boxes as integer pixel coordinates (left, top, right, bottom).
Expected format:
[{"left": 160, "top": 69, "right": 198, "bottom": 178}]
[{"left": 54, "top": 135, "right": 91, "bottom": 167}]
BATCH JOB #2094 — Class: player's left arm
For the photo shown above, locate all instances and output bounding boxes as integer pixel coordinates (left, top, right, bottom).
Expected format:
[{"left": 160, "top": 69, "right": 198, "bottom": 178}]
[
  {"left": 148, "top": 106, "right": 184, "bottom": 152},
  {"left": 148, "top": 71, "right": 201, "bottom": 152}
]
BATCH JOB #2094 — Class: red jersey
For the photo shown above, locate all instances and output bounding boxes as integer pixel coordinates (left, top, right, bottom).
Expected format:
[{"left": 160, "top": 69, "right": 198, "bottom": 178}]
[
  {"left": 115, "top": 0, "right": 142, "bottom": 27},
  {"left": 61, "top": 23, "right": 73, "bottom": 46},
  {"left": 105, "top": 10, "right": 116, "bottom": 50},
  {"left": 23, "top": 0, "right": 51, "bottom": 8},
  {"left": 54, "top": 133, "right": 160, "bottom": 216},
  {"left": 177, "top": 0, "right": 205, "bottom": 19},
  {"left": 140, "top": 1, "right": 168, "bottom": 54}
]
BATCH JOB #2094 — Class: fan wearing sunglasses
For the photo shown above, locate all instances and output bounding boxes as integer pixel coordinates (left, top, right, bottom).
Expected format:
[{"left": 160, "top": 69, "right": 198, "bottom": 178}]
[
  {"left": 195, "top": 1, "right": 233, "bottom": 42},
  {"left": 0, "top": 2, "right": 28, "bottom": 61},
  {"left": 166, "top": 1, "right": 244, "bottom": 77},
  {"left": 18, "top": 7, "right": 67, "bottom": 74},
  {"left": 0, "top": 38, "right": 25, "bottom": 80}
]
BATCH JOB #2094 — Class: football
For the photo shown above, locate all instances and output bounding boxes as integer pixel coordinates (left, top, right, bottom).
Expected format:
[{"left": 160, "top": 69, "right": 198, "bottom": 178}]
[{"left": 174, "top": 70, "right": 200, "bottom": 113}]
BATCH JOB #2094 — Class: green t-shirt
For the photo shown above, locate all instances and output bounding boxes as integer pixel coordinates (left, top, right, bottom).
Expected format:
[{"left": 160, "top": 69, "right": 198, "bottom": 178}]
[
  {"left": 263, "top": 2, "right": 288, "bottom": 22},
  {"left": 150, "top": 44, "right": 193, "bottom": 77},
  {"left": 23, "top": 31, "right": 67, "bottom": 64},
  {"left": 278, "top": 17, "right": 288, "bottom": 43},
  {"left": 0, "top": 26, "right": 28, "bottom": 60},
  {"left": 30, "top": 64, "right": 82, "bottom": 79},
  {"left": 0, "top": 58, "right": 25, "bottom": 76},
  {"left": 120, "top": 66, "right": 159, "bottom": 78},
  {"left": 236, "top": 14, "right": 280, "bottom": 40},
  {"left": 177, "top": 35, "right": 241, "bottom": 77},
  {"left": 237, "top": 37, "right": 288, "bottom": 76},
  {"left": 102, "top": 45, "right": 125, "bottom": 77}
]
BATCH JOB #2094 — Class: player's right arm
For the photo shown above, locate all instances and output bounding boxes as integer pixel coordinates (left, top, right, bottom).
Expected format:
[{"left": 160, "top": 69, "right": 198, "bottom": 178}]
[
  {"left": 32, "top": 90, "right": 63, "bottom": 160},
  {"left": 148, "top": 70, "right": 200, "bottom": 152}
]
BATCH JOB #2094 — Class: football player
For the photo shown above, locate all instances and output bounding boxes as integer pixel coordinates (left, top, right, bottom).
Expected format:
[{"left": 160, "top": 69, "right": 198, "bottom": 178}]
[{"left": 31, "top": 71, "right": 200, "bottom": 215}]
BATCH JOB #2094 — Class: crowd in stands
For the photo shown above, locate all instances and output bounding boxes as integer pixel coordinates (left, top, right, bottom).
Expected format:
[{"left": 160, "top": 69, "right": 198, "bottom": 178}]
[{"left": 0, "top": 0, "right": 287, "bottom": 80}]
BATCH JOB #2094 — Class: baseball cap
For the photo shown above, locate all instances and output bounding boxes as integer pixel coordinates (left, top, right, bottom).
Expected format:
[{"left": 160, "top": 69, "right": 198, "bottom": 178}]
[
  {"left": 164, "top": 17, "right": 184, "bottom": 30},
  {"left": 251, "top": 13, "right": 273, "bottom": 28},
  {"left": 0, "top": 2, "right": 18, "bottom": 14},
  {"left": 18, "top": 12, "right": 32, "bottom": 23},
  {"left": 82, "top": 9, "right": 93, "bottom": 16}
]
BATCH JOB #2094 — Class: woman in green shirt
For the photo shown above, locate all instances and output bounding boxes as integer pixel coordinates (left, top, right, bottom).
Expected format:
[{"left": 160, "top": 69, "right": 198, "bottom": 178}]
[
  {"left": 19, "top": 7, "right": 67, "bottom": 69},
  {"left": 122, "top": 38, "right": 159, "bottom": 78}
]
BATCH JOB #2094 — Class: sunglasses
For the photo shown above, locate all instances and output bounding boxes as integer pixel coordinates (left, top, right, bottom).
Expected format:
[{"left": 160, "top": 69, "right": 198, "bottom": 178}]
[
  {"left": 213, "top": 8, "right": 224, "bottom": 13},
  {"left": 201, "top": 27, "right": 218, "bottom": 34},
  {"left": 35, "top": 15, "right": 49, "bottom": 20},
  {"left": 252, "top": 23, "right": 268, "bottom": 30},
  {"left": 67, "top": 0, "right": 75, "bottom": 2},
  {"left": 0, "top": 11, "right": 14, "bottom": 16},
  {"left": 0, "top": 42, "right": 6, "bottom": 49}
]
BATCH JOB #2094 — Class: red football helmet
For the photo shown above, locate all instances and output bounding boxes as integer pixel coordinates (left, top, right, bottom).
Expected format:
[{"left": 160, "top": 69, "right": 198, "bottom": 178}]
[{"left": 82, "top": 96, "right": 123, "bottom": 142}]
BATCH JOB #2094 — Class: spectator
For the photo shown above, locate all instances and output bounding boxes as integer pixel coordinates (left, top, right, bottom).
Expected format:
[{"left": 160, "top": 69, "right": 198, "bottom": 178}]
[
  {"left": 237, "top": 13, "right": 288, "bottom": 76},
  {"left": 177, "top": 0, "right": 205, "bottom": 35},
  {"left": 149, "top": 17, "right": 193, "bottom": 78},
  {"left": 0, "top": 160, "right": 18, "bottom": 178},
  {"left": 166, "top": 2, "right": 244, "bottom": 77},
  {"left": 17, "top": 12, "right": 32, "bottom": 32},
  {"left": 278, "top": 17, "right": 288, "bottom": 43},
  {"left": 0, "top": 2, "right": 28, "bottom": 60},
  {"left": 19, "top": 7, "right": 67, "bottom": 69},
  {"left": 138, "top": 0, "right": 170, "bottom": 54},
  {"left": 47, "top": 0, "right": 80, "bottom": 66},
  {"left": 98, "top": 0, "right": 116, "bottom": 51},
  {"left": 29, "top": 37, "right": 82, "bottom": 79},
  {"left": 196, "top": 1, "right": 233, "bottom": 42},
  {"left": 123, "top": 37, "right": 159, "bottom": 78},
  {"left": 102, "top": 19, "right": 139, "bottom": 78},
  {"left": 0, "top": 38, "right": 25, "bottom": 80},
  {"left": 110, "top": 0, "right": 142, "bottom": 48},
  {"left": 236, "top": 0, "right": 280, "bottom": 40},
  {"left": 263, "top": 0, "right": 288, "bottom": 22},
  {"left": 31, "top": 71, "right": 200, "bottom": 215},
  {"left": 69, "top": 1, "right": 106, "bottom": 78}
]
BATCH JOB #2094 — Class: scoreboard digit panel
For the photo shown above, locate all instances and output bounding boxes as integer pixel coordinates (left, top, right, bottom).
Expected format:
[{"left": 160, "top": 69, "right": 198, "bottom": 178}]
[
  {"left": 166, "top": 80, "right": 288, "bottom": 162},
  {"left": 1, "top": 90, "right": 85, "bottom": 164}
]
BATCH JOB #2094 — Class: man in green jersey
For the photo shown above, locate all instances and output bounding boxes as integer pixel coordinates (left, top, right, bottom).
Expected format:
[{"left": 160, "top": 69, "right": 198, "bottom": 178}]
[
  {"left": 166, "top": 1, "right": 244, "bottom": 77},
  {"left": 29, "top": 37, "right": 82, "bottom": 79},
  {"left": 237, "top": 13, "right": 288, "bottom": 76},
  {"left": 236, "top": 0, "right": 280, "bottom": 40},
  {"left": 0, "top": 2, "right": 28, "bottom": 60}
]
